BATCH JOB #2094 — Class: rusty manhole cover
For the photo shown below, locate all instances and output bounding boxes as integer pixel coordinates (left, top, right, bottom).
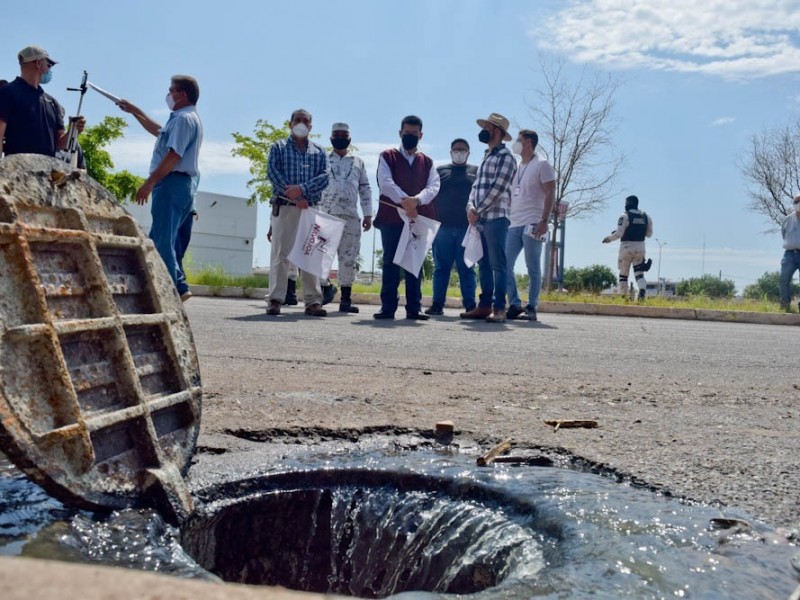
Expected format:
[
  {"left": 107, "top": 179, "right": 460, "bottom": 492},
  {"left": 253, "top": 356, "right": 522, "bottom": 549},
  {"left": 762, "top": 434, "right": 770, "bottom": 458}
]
[{"left": 0, "top": 154, "right": 201, "bottom": 521}]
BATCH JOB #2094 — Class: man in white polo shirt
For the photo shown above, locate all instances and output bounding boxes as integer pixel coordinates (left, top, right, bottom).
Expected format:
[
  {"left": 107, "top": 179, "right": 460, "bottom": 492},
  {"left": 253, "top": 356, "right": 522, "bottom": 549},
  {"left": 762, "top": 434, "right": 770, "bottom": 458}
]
[{"left": 505, "top": 129, "right": 556, "bottom": 322}]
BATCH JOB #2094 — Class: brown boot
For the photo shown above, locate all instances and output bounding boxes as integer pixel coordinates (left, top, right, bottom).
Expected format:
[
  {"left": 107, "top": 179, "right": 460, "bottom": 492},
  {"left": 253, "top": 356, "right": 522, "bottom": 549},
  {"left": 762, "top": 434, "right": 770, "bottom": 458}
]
[
  {"left": 460, "top": 306, "right": 492, "bottom": 319},
  {"left": 486, "top": 309, "right": 506, "bottom": 323},
  {"left": 266, "top": 300, "right": 281, "bottom": 315},
  {"left": 304, "top": 303, "right": 327, "bottom": 317}
]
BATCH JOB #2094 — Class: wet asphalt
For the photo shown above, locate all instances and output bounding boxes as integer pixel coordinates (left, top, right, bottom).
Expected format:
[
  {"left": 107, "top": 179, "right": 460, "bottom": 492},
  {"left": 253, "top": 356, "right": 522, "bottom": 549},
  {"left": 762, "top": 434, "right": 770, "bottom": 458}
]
[{"left": 185, "top": 296, "right": 800, "bottom": 534}]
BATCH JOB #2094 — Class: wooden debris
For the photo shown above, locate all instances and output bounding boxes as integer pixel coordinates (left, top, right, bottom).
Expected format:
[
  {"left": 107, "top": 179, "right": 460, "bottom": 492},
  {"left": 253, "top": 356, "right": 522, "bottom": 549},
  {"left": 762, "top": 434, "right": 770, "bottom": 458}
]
[
  {"left": 544, "top": 419, "right": 599, "bottom": 432},
  {"left": 476, "top": 438, "right": 512, "bottom": 466},
  {"left": 435, "top": 421, "right": 454, "bottom": 434}
]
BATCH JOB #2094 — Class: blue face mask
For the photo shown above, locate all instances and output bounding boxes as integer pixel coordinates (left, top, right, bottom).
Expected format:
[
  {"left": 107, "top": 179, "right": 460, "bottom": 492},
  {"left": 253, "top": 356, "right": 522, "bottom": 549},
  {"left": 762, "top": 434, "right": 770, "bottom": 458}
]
[{"left": 40, "top": 69, "right": 53, "bottom": 85}]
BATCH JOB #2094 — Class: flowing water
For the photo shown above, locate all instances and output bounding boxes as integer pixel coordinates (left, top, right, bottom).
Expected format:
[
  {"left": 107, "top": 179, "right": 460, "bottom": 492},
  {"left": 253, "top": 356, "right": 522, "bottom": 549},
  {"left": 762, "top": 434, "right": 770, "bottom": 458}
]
[{"left": 1, "top": 448, "right": 798, "bottom": 599}]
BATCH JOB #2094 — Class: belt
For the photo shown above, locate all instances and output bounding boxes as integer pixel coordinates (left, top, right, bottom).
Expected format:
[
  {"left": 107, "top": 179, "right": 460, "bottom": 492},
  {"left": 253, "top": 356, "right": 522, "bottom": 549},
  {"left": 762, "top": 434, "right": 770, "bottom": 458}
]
[
  {"left": 786, "top": 248, "right": 800, "bottom": 253},
  {"left": 170, "top": 171, "right": 191, "bottom": 177}
]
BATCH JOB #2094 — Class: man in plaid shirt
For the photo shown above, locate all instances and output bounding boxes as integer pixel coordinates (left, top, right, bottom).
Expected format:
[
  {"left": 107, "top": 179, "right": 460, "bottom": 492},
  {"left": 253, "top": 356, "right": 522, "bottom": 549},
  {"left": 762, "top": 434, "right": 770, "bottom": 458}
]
[
  {"left": 266, "top": 108, "right": 330, "bottom": 317},
  {"left": 461, "top": 113, "right": 517, "bottom": 323}
]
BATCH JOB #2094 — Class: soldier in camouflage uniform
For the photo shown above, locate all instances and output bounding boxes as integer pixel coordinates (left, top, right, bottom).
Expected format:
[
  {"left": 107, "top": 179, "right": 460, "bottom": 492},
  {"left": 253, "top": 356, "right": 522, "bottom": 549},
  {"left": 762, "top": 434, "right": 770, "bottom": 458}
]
[
  {"left": 603, "top": 195, "right": 653, "bottom": 300},
  {"left": 319, "top": 122, "right": 373, "bottom": 313}
]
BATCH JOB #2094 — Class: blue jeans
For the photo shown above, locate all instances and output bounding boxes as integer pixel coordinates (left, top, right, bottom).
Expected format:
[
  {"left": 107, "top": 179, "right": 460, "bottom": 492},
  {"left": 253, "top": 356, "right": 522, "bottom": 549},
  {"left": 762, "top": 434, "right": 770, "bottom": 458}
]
[
  {"left": 150, "top": 173, "right": 194, "bottom": 295},
  {"left": 477, "top": 217, "right": 509, "bottom": 311},
  {"left": 378, "top": 224, "right": 422, "bottom": 315},
  {"left": 506, "top": 225, "right": 543, "bottom": 310},
  {"left": 175, "top": 211, "right": 195, "bottom": 294},
  {"left": 432, "top": 226, "right": 476, "bottom": 309},
  {"left": 780, "top": 249, "right": 800, "bottom": 307}
]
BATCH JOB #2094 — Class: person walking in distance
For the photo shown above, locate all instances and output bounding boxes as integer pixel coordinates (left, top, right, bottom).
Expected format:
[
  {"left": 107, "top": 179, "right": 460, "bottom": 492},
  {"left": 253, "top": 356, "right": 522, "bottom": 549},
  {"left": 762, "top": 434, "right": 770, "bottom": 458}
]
[{"left": 603, "top": 195, "right": 653, "bottom": 300}]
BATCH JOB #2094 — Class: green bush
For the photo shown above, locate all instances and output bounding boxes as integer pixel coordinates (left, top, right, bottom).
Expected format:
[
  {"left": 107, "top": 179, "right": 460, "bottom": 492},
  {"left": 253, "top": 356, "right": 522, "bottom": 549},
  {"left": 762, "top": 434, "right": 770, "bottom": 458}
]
[
  {"left": 743, "top": 271, "right": 799, "bottom": 302},
  {"left": 563, "top": 265, "right": 617, "bottom": 293},
  {"left": 676, "top": 274, "right": 736, "bottom": 298}
]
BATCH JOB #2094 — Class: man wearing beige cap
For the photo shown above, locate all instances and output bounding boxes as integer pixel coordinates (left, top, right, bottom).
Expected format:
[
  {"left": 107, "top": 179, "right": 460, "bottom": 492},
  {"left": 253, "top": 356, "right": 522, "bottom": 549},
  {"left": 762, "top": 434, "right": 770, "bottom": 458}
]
[
  {"left": 0, "top": 46, "right": 83, "bottom": 158},
  {"left": 461, "top": 113, "right": 517, "bottom": 323},
  {"left": 319, "top": 122, "right": 373, "bottom": 313}
]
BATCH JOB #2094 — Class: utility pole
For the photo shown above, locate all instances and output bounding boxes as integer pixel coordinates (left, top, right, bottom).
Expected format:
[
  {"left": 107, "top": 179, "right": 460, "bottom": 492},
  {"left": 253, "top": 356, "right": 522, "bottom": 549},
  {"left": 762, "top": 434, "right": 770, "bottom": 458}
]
[{"left": 655, "top": 238, "right": 667, "bottom": 295}]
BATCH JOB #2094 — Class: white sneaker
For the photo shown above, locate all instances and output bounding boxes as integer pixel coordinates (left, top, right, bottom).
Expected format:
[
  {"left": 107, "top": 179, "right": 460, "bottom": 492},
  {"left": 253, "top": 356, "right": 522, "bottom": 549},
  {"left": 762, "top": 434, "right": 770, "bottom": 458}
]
[{"left": 180, "top": 291, "right": 193, "bottom": 302}]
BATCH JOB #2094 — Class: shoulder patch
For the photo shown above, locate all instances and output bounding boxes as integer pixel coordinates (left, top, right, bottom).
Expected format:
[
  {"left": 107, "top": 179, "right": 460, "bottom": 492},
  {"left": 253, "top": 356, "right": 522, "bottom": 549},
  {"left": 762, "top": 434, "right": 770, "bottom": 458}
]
[{"left": 617, "top": 217, "right": 624, "bottom": 226}]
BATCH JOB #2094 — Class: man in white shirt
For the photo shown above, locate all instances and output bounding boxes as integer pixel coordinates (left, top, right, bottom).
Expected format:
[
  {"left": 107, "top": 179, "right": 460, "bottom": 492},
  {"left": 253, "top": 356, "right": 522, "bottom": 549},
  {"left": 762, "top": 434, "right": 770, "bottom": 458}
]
[{"left": 505, "top": 129, "right": 556, "bottom": 321}]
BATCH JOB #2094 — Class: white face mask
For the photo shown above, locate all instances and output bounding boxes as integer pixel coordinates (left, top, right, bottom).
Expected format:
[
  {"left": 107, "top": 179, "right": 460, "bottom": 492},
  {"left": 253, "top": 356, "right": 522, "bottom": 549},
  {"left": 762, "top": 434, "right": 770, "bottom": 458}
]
[
  {"left": 451, "top": 150, "right": 468, "bottom": 165},
  {"left": 165, "top": 93, "right": 176, "bottom": 111},
  {"left": 511, "top": 141, "right": 524, "bottom": 155},
  {"left": 292, "top": 123, "right": 310, "bottom": 138}
]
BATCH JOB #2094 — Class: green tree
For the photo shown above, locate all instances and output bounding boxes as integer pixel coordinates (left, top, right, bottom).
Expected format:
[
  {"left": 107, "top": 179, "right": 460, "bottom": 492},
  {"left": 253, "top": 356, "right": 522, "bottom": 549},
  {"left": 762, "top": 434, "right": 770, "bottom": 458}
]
[
  {"left": 563, "top": 264, "right": 617, "bottom": 293},
  {"left": 676, "top": 274, "right": 736, "bottom": 298},
  {"left": 79, "top": 116, "right": 145, "bottom": 202},
  {"left": 231, "top": 119, "right": 292, "bottom": 206},
  {"left": 743, "top": 271, "right": 799, "bottom": 302}
]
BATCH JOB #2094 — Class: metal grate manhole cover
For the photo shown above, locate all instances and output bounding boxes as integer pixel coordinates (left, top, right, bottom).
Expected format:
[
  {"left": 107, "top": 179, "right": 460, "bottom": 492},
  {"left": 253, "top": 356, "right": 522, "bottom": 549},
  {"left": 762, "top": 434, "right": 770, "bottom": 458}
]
[{"left": 0, "top": 154, "right": 201, "bottom": 522}]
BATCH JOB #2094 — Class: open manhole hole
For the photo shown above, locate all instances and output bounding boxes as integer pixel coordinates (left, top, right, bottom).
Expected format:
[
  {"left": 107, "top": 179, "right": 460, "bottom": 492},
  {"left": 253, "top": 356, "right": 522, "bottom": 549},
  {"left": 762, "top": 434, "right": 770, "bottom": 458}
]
[
  {"left": 181, "top": 468, "right": 548, "bottom": 598},
  {"left": 0, "top": 154, "right": 201, "bottom": 523}
]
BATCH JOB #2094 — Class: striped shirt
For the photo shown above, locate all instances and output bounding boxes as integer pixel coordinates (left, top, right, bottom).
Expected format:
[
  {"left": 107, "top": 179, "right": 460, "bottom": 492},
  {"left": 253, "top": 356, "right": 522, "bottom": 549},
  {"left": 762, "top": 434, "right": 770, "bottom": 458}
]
[
  {"left": 468, "top": 143, "right": 516, "bottom": 221},
  {"left": 267, "top": 136, "right": 329, "bottom": 205}
]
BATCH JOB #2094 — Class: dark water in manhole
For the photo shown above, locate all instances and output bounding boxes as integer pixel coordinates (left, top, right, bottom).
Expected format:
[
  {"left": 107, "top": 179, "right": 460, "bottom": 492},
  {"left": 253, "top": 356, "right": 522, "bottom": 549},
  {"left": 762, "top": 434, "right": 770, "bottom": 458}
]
[{"left": 2, "top": 449, "right": 799, "bottom": 599}]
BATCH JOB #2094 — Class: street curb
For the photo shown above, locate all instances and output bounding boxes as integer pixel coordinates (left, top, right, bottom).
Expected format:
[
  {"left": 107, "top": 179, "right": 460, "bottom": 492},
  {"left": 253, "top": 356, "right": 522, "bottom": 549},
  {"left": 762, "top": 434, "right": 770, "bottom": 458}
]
[{"left": 188, "top": 286, "right": 800, "bottom": 326}]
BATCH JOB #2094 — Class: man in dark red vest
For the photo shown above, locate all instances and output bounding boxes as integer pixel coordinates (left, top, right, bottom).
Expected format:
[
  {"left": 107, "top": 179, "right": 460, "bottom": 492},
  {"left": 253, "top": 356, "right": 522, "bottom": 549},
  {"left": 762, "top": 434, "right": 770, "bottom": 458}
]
[{"left": 374, "top": 115, "right": 440, "bottom": 320}]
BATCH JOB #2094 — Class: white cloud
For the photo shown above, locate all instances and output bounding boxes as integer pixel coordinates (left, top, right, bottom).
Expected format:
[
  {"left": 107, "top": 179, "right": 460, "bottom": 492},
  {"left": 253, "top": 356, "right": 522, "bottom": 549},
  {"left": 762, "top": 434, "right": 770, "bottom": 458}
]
[
  {"left": 711, "top": 116, "right": 735, "bottom": 126},
  {"left": 108, "top": 135, "right": 250, "bottom": 176},
  {"left": 106, "top": 138, "right": 404, "bottom": 179},
  {"left": 542, "top": 1, "right": 800, "bottom": 79}
]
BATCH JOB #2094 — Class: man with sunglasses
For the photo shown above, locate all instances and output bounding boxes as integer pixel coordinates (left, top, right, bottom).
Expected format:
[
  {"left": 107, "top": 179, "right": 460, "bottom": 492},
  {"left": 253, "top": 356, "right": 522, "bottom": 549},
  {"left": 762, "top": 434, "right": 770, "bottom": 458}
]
[
  {"left": 779, "top": 194, "right": 800, "bottom": 312},
  {"left": 0, "top": 46, "right": 84, "bottom": 158}
]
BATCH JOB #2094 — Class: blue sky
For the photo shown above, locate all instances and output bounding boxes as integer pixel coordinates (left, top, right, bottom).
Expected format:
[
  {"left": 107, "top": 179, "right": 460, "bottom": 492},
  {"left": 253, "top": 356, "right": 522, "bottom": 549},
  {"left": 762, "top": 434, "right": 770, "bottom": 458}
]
[{"left": 5, "top": 0, "right": 800, "bottom": 292}]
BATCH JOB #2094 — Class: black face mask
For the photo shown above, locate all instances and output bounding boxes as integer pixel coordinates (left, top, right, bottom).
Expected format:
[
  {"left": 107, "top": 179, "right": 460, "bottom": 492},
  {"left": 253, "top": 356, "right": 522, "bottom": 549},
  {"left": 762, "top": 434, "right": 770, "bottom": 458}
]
[
  {"left": 331, "top": 138, "right": 351, "bottom": 150},
  {"left": 478, "top": 129, "right": 491, "bottom": 144},
  {"left": 401, "top": 134, "right": 419, "bottom": 150}
]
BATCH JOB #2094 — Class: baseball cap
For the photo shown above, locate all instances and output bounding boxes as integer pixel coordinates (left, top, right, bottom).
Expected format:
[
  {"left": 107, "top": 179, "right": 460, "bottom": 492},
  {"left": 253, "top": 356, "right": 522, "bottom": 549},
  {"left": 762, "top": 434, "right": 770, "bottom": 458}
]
[
  {"left": 331, "top": 122, "right": 350, "bottom": 133},
  {"left": 18, "top": 46, "right": 57, "bottom": 66}
]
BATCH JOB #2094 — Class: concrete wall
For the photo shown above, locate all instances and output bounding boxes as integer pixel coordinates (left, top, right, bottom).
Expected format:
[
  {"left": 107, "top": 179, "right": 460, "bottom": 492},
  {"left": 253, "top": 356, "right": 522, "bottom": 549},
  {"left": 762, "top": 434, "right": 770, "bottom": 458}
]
[{"left": 124, "top": 191, "right": 257, "bottom": 275}]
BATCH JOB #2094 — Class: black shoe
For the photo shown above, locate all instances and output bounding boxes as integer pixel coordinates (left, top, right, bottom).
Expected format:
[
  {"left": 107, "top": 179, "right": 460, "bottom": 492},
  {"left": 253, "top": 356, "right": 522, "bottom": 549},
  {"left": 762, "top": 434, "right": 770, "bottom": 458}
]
[
  {"left": 638, "top": 289, "right": 646, "bottom": 301},
  {"left": 406, "top": 312, "right": 430, "bottom": 321},
  {"left": 424, "top": 304, "right": 444, "bottom": 316},
  {"left": 506, "top": 305, "right": 525, "bottom": 320},
  {"left": 523, "top": 306, "right": 538, "bottom": 321},
  {"left": 284, "top": 279, "right": 298, "bottom": 305},
  {"left": 339, "top": 302, "right": 359, "bottom": 313},
  {"left": 373, "top": 310, "right": 395, "bottom": 320},
  {"left": 322, "top": 283, "right": 338, "bottom": 305}
]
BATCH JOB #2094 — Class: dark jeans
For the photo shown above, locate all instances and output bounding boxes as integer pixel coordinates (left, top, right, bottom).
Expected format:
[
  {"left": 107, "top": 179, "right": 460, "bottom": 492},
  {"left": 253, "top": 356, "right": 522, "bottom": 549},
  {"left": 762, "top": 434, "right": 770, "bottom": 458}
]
[
  {"left": 477, "top": 217, "right": 509, "bottom": 311},
  {"left": 149, "top": 173, "right": 193, "bottom": 295},
  {"left": 379, "top": 223, "right": 422, "bottom": 315},
  {"left": 780, "top": 249, "right": 800, "bottom": 307},
  {"left": 432, "top": 226, "right": 476, "bottom": 309}
]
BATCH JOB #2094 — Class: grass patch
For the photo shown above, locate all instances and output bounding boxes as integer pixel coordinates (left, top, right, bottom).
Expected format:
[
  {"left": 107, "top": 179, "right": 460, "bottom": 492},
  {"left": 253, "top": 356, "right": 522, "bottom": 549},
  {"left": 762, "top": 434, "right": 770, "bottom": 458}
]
[
  {"left": 187, "top": 266, "right": 269, "bottom": 290},
  {"left": 187, "top": 271, "right": 786, "bottom": 313}
]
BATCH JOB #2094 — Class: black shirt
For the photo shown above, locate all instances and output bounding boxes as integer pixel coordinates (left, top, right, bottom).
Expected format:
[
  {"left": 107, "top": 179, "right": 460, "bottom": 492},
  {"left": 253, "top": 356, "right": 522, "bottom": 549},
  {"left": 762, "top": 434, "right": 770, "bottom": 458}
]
[
  {"left": 0, "top": 76, "right": 64, "bottom": 156},
  {"left": 434, "top": 163, "right": 478, "bottom": 228}
]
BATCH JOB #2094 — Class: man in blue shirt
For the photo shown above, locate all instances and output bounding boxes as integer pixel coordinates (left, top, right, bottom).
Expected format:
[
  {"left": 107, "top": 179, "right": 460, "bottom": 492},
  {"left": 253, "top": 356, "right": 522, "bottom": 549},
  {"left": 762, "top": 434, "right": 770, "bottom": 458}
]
[
  {"left": 265, "top": 109, "right": 330, "bottom": 317},
  {"left": 118, "top": 75, "right": 203, "bottom": 301}
]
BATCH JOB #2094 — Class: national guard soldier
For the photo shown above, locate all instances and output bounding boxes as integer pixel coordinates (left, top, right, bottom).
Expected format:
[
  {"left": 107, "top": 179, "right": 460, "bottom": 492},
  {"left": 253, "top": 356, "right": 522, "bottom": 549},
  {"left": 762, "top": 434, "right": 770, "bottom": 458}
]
[{"left": 603, "top": 195, "right": 653, "bottom": 300}]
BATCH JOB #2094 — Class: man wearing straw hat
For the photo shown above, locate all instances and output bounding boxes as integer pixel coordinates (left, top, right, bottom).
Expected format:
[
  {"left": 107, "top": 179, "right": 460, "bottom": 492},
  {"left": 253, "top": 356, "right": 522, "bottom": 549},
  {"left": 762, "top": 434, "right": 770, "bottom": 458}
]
[{"left": 461, "top": 112, "right": 517, "bottom": 323}]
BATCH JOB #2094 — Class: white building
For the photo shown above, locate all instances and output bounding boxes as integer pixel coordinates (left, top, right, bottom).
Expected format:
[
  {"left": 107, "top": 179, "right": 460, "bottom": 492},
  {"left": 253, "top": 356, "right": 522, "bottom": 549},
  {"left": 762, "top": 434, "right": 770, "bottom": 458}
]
[{"left": 124, "top": 190, "right": 257, "bottom": 275}]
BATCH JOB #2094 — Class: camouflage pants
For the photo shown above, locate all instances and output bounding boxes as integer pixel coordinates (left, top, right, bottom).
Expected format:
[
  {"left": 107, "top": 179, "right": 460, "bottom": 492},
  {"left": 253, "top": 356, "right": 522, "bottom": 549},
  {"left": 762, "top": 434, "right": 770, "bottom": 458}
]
[{"left": 333, "top": 215, "right": 362, "bottom": 286}]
